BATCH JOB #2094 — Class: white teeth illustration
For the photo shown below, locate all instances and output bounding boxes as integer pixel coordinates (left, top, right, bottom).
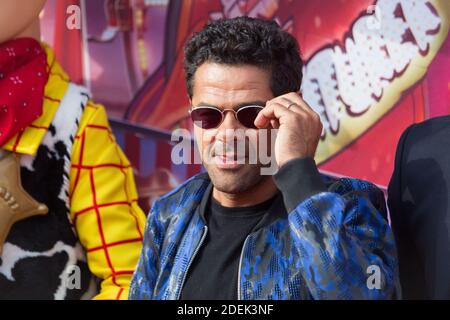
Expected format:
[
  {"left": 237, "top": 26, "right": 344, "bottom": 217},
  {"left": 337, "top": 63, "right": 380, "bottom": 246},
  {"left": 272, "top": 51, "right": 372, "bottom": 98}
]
[{"left": 302, "top": 0, "right": 442, "bottom": 136}]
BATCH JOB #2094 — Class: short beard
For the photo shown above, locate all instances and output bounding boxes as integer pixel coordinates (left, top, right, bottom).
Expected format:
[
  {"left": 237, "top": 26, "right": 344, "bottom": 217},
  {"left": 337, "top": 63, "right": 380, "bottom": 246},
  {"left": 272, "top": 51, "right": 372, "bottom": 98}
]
[
  {"left": 201, "top": 133, "right": 274, "bottom": 194},
  {"left": 205, "top": 163, "right": 268, "bottom": 194}
]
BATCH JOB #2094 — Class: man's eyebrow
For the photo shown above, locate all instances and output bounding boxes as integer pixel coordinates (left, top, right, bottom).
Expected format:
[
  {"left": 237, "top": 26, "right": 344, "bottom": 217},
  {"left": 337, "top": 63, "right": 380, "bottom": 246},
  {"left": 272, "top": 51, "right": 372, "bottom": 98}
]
[
  {"left": 236, "top": 101, "right": 266, "bottom": 108},
  {"left": 194, "top": 102, "right": 218, "bottom": 108},
  {"left": 194, "top": 101, "right": 266, "bottom": 109}
]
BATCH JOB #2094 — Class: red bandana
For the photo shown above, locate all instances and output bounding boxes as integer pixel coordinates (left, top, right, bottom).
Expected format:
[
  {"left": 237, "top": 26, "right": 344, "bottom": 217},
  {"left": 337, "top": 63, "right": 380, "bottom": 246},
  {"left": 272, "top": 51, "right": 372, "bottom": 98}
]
[{"left": 0, "top": 38, "right": 49, "bottom": 147}]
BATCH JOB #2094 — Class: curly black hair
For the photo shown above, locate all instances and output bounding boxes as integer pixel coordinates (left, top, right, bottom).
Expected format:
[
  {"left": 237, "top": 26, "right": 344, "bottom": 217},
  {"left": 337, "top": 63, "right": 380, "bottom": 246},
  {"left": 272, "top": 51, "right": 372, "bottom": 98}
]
[{"left": 184, "top": 16, "right": 303, "bottom": 98}]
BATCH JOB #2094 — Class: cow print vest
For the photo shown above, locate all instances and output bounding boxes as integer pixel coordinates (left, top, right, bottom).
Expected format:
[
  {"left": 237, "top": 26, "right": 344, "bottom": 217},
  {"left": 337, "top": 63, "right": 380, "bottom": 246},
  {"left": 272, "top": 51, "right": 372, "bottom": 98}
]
[{"left": 0, "top": 83, "right": 98, "bottom": 299}]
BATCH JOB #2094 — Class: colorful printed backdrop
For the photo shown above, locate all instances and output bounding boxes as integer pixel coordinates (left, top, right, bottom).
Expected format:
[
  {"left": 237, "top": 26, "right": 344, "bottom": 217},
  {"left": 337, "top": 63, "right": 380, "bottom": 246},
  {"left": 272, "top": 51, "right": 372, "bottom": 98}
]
[{"left": 40, "top": 0, "right": 450, "bottom": 212}]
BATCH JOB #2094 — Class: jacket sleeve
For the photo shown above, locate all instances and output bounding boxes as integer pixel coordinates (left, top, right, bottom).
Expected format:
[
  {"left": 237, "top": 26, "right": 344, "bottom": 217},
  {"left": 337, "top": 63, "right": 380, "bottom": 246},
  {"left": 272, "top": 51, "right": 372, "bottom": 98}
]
[
  {"left": 387, "top": 125, "right": 418, "bottom": 299},
  {"left": 275, "top": 158, "right": 398, "bottom": 299},
  {"left": 69, "top": 102, "right": 146, "bottom": 300},
  {"left": 129, "top": 200, "right": 164, "bottom": 300},
  {"left": 387, "top": 124, "right": 413, "bottom": 221},
  {"left": 387, "top": 123, "right": 444, "bottom": 299}
]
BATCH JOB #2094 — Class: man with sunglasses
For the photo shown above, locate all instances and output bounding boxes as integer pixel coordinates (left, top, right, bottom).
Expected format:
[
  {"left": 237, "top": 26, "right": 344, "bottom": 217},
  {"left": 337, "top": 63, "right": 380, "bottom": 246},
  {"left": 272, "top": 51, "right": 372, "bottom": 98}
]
[{"left": 130, "top": 16, "right": 398, "bottom": 300}]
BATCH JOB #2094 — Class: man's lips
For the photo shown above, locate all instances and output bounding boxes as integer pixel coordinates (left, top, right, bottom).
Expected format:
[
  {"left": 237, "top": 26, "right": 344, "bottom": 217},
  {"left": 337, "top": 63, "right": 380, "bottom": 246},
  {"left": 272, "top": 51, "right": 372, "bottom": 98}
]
[{"left": 213, "top": 154, "right": 247, "bottom": 169}]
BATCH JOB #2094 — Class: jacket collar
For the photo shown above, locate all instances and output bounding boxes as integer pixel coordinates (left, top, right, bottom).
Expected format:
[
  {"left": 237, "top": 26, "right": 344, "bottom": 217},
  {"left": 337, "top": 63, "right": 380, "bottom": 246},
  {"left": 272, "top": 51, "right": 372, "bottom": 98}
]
[{"left": 2, "top": 43, "right": 70, "bottom": 155}]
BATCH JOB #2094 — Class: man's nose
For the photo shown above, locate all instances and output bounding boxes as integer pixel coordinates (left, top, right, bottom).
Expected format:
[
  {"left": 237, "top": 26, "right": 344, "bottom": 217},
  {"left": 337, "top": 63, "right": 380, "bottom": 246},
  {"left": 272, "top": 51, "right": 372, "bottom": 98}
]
[{"left": 216, "top": 111, "right": 241, "bottom": 141}]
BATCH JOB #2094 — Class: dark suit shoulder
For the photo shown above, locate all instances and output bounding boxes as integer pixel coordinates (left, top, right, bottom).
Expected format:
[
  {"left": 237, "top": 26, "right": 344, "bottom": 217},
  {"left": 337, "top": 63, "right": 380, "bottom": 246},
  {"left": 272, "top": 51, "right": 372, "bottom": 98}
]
[
  {"left": 389, "top": 115, "right": 450, "bottom": 208},
  {"left": 388, "top": 115, "right": 450, "bottom": 299},
  {"left": 407, "top": 115, "right": 450, "bottom": 143}
]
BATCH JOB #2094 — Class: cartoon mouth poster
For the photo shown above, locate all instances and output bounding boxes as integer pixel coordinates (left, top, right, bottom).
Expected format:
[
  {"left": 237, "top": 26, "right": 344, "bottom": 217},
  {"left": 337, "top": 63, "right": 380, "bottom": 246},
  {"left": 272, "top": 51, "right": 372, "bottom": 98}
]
[{"left": 40, "top": 0, "right": 450, "bottom": 211}]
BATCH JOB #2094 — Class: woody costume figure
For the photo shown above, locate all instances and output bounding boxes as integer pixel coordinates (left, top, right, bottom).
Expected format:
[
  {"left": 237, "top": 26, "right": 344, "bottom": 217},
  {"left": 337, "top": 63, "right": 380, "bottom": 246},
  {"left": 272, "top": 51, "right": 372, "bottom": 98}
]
[{"left": 0, "top": 0, "right": 146, "bottom": 299}]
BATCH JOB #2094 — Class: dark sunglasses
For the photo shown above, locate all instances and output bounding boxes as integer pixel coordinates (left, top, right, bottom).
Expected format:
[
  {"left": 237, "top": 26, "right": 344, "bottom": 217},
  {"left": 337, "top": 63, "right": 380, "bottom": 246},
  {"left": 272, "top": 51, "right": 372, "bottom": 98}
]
[{"left": 189, "top": 105, "right": 264, "bottom": 129}]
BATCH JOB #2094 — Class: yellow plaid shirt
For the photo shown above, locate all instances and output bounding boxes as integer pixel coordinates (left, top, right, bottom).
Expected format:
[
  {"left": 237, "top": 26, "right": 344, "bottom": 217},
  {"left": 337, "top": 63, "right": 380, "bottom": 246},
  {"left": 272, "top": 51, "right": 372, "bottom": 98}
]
[{"left": 2, "top": 45, "right": 146, "bottom": 300}]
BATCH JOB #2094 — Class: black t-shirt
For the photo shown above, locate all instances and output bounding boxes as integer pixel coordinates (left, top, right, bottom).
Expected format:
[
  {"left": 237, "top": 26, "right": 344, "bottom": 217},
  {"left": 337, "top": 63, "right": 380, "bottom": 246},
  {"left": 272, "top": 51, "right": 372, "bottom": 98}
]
[{"left": 180, "top": 196, "right": 274, "bottom": 300}]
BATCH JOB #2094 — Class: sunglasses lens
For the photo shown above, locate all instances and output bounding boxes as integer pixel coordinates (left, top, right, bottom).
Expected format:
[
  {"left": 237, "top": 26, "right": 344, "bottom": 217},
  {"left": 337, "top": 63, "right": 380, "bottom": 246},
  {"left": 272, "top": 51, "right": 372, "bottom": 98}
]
[
  {"left": 237, "top": 106, "right": 263, "bottom": 129},
  {"left": 190, "top": 108, "right": 222, "bottom": 129}
]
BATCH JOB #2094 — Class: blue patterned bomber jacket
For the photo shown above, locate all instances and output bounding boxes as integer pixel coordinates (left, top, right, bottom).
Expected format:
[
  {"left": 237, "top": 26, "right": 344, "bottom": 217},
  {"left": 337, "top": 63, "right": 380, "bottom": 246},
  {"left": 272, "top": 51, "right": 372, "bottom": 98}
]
[{"left": 129, "top": 172, "right": 398, "bottom": 300}]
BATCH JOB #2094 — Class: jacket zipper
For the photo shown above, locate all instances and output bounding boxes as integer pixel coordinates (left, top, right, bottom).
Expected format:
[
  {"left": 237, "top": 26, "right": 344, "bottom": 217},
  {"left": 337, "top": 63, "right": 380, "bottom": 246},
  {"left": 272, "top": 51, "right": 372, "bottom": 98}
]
[
  {"left": 237, "top": 235, "right": 250, "bottom": 300},
  {"left": 176, "top": 225, "right": 208, "bottom": 299}
]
